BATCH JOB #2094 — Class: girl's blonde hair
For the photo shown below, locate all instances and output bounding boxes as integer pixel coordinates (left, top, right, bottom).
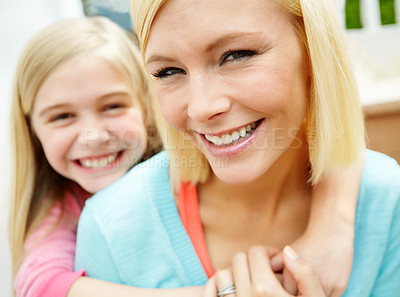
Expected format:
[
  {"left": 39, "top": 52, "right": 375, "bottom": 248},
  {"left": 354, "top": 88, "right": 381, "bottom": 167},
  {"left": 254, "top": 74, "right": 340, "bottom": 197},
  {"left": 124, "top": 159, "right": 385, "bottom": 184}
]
[
  {"left": 131, "top": 0, "right": 364, "bottom": 187},
  {"left": 9, "top": 16, "right": 160, "bottom": 278}
]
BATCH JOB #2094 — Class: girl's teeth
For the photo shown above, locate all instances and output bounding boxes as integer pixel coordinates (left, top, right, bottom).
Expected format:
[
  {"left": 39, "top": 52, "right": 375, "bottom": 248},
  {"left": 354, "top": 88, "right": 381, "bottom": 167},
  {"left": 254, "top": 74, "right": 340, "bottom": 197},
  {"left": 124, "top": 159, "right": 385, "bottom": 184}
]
[
  {"left": 205, "top": 121, "right": 259, "bottom": 147},
  {"left": 80, "top": 153, "right": 117, "bottom": 168}
]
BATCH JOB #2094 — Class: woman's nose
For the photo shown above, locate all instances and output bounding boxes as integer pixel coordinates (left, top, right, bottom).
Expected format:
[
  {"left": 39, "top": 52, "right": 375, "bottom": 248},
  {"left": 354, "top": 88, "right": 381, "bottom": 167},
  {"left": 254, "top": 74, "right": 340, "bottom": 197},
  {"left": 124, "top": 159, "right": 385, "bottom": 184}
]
[{"left": 187, "top": 73, "right": 231, "bottom": 123}]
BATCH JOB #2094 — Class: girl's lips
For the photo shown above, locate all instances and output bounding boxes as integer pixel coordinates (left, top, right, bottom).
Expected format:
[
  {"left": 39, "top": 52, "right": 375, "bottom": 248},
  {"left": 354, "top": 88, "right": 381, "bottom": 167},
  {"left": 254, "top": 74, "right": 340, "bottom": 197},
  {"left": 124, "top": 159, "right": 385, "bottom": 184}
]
[{"left": 201, "top": 118, "right": 266, "bottom": 159}]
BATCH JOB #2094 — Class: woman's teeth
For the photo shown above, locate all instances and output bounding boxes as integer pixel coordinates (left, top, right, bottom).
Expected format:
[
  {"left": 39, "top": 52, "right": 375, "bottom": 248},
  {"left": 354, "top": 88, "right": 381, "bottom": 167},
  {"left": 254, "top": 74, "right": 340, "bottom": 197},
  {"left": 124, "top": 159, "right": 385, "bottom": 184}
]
[
  {"left": 205, "top": 122, "right": 257, "bottom": 147},
  {"left": 80, "top": 153, "right": 118, "bottom": 168}
]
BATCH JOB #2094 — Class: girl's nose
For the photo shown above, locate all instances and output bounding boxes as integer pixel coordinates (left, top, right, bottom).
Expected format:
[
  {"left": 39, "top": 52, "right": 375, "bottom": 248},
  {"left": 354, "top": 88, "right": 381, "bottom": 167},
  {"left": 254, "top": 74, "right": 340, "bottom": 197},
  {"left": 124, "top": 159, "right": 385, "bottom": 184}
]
[{"left": 77, "top": 124, "right": 112, "bottom": 150}]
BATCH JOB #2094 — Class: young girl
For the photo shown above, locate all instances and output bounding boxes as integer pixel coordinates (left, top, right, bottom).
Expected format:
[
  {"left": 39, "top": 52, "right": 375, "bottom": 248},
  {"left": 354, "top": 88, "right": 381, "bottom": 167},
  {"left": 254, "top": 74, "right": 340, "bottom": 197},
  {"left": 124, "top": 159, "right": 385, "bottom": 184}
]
[
  {"left": 9, "top": 16, "right": 162, "bottom": 297},
  {"left": 10, "top": 14, "right": 363, "bottom": 297}
]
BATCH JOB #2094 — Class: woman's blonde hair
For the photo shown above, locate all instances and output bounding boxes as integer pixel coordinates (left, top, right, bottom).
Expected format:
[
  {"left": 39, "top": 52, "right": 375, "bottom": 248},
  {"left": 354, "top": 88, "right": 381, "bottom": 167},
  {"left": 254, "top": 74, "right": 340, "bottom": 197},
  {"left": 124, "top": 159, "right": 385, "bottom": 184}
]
[
  {"left": 9, "top": 16, "right": 160, "bottom": 278},
  {"left": 131, "top": 0, "right": 364, "bottom": 187}
]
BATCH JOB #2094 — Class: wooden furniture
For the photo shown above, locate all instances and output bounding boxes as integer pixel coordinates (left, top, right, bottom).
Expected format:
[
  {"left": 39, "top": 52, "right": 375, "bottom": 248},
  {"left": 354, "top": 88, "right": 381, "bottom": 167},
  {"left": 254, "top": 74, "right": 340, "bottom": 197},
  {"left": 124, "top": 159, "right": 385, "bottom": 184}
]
[{"left": 363, "top": 101, "right": 400, "bottom": 164}]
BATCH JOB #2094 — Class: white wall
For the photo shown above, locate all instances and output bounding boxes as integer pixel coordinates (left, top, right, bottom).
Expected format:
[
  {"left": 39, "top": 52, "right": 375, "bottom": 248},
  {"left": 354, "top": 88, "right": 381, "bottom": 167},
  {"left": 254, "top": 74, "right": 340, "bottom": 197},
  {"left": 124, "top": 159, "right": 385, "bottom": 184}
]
[
  {"left": 0, "top": 1, "right": 84, "bottom": 295},
  {"left": 338, "top": 0, "right": 400, "bottom": 105}
]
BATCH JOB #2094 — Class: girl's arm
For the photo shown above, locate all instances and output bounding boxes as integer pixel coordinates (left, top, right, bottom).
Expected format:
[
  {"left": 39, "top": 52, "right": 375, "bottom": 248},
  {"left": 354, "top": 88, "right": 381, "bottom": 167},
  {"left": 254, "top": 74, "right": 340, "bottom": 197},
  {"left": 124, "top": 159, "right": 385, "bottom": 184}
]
[
  {"left": 14, "top": 198, "right": 86, "bottom": 297},
  {"left": 16, "top": 195, "right": 205, "bottom": 297},
  {"left": 278, "top": 150, "right": 364, "bottom": 297},
  {"left": 67, "top": 278, "right": 204, "bottom": 297}
]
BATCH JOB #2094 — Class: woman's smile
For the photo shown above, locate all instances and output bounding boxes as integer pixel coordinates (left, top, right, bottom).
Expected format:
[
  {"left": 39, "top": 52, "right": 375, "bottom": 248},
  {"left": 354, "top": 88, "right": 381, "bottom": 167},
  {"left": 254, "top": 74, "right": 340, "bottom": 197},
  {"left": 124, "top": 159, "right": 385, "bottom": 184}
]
[
  {"left": 198, "top": 118, "right": 265, "bottom": 158},
  {"left": 146, "top": 0, "right": 309, "bottom": 184}
]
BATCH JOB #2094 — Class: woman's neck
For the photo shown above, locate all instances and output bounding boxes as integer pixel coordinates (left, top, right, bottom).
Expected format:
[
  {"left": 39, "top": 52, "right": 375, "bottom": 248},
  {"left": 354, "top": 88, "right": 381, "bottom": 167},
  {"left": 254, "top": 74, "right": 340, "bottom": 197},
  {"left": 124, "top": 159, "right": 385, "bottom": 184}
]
[
  {"left": 198, "top": 145, "right": 312, "bottom": 269},
  {"left": 200, "top": 144, "right": 310, "bottom": 213}
]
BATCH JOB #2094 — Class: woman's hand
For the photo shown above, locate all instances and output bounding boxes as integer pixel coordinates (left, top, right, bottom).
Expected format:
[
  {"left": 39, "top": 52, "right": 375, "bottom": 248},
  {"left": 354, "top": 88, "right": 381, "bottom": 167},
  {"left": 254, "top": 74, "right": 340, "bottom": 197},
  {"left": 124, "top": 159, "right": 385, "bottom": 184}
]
[{"left": 204, "top": 246, "right": 326, "bottom": 297}]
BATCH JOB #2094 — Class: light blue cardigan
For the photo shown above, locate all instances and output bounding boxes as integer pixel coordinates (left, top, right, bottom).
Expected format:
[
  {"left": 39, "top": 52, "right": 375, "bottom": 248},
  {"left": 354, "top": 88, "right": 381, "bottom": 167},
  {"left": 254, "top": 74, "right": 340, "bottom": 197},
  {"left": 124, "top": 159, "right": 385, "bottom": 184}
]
[{"left": 75, "top": 150, "right": 400, "bottom": 296}]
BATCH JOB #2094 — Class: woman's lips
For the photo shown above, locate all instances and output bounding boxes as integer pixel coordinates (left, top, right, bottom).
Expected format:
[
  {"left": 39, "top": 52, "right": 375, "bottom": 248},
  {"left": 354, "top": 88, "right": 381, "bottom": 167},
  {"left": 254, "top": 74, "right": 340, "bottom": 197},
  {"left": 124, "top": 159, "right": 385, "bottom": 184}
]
[{"left": 201, "top": 118, "right": 265, "bottom": 158}]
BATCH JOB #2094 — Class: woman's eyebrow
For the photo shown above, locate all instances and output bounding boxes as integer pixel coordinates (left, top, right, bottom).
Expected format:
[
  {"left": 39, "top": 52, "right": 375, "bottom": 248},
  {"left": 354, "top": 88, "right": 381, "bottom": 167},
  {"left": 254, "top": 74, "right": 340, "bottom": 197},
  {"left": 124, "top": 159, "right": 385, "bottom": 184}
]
[
  {"left": 145, "top": 31, "right": 259, "bottom": 66},
  {"left": 145, "top": 56, "right": 176, "bottom": 67},
  {"left": 204, "top": 32, "right": 259, "bottom": 53}
]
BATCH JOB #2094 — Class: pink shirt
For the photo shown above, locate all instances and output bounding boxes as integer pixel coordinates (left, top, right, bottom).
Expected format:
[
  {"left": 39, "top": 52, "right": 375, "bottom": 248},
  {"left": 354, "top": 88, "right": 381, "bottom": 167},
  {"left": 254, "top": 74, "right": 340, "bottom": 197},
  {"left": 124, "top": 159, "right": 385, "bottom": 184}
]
[{"left": 15, "top": 188, "right": 89, "bottom": 297}]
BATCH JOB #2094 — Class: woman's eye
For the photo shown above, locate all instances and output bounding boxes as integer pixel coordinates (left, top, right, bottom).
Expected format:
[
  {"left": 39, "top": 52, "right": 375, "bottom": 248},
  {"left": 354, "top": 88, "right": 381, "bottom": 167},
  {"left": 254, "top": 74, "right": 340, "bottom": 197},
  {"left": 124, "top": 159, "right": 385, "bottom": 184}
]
[
  {"left": 50, "top": 113, "right": 74, "bottom": 122},
  {"left": 152, "top": 67, "right": 185, "bottom": 79},
  {"left": 220, "top": 49, "right": 258, "bottom": 65}
]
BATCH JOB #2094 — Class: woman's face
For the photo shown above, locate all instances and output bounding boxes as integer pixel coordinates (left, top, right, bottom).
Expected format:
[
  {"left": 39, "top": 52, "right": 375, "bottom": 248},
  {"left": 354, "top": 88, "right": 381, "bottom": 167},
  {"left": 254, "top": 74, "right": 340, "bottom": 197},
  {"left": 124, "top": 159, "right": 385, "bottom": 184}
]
[
  {"left": 145, "top": 0, "right": 309, "bottom": 185},
  {"left": 31, "top": 55, "right": 147, "bottom": 193}
]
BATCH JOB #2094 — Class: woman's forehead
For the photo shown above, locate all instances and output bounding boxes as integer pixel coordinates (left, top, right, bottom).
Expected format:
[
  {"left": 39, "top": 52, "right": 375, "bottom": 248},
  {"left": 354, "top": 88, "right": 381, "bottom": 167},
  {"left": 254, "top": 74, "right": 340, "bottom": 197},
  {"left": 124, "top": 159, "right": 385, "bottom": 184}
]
[{"left": 144, "top": 0, "right": 293, "bottom": 57}]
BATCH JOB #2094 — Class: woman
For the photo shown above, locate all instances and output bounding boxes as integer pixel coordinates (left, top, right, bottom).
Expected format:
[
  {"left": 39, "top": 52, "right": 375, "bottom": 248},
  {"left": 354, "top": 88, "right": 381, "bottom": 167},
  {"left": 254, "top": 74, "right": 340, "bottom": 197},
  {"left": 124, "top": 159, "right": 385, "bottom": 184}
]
[{"left": 75, "top": 0, "right": 400, "bottom": 296}]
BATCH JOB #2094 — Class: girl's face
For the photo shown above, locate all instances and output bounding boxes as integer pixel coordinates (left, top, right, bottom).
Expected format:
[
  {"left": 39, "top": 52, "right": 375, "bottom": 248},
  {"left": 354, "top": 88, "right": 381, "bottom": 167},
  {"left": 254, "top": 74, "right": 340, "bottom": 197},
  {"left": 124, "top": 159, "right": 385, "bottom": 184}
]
[
  {"left": 31, "top": 55, "right": 147, "bottom": 193},
  {"left": 145, "top": 0, "right": 310, "bottom": 185}
]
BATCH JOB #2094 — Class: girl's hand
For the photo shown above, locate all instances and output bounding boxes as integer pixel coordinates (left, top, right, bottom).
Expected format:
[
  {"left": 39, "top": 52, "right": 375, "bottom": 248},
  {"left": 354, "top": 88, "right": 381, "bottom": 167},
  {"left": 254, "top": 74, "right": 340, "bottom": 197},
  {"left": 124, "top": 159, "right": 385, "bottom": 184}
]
[
  {"left": 275, "top": 149, "right": 364, "bottom": 296},
  {"left": 204, "top": 246, "right": 326, "bottom": 297},
  {"left": 276, "top": 228, "right": 353, "bottom": 296}
]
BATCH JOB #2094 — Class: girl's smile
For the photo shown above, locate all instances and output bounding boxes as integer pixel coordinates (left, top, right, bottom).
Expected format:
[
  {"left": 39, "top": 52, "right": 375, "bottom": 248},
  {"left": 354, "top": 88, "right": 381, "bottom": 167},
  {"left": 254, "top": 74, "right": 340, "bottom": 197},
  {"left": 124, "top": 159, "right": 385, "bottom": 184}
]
[
  {"left": 74, "top": 151, "right": 124, "bottom": 170},
  {"left": 31, "top": 54, "right": 147, "bottom": 193}
]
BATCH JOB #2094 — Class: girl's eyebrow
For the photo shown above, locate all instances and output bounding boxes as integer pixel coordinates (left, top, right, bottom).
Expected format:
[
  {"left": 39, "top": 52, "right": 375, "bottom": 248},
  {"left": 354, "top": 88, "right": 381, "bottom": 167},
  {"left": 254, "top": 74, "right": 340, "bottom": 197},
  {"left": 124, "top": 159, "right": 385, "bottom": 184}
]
[
  {"left": 145, "top": 31, "right": 259, "bottom": 66},
  {"left": 38, "top": 103, "right": 70, "bottom": 118},
  {"left": 38, "top": 91, "right": 133, "bottom": 118}
]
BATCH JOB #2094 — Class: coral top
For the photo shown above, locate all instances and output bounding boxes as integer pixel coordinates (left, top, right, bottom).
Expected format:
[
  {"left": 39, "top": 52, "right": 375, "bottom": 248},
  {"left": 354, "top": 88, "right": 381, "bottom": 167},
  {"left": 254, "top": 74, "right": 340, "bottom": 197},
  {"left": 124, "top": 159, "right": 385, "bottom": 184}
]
[{"left": 178, "top": 182, "right": 215, "bottom": 278}]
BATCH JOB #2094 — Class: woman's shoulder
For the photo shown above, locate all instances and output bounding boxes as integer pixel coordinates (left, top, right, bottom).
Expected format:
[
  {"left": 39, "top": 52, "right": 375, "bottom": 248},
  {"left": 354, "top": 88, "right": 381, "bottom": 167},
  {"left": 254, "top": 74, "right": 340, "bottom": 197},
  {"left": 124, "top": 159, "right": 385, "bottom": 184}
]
[
  {"left": 347, "top": 150, "right": 400, "bottom": 295},
  {"left": 354, "top": 149, "right": 400, "bottom": 248},
  {"left": 361, "top": 149, "right": 400, "bottom": 194},
  {"left": 355, "top": 149, "right": 400, "bottom": 241}
]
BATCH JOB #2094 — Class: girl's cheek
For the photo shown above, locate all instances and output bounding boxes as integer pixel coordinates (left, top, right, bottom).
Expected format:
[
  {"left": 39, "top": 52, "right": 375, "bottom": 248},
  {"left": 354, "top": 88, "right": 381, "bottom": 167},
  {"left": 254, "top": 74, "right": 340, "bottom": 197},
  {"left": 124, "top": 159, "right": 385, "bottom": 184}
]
[{"left": 123, "top": 129, "right": 143, "bottom": 149}]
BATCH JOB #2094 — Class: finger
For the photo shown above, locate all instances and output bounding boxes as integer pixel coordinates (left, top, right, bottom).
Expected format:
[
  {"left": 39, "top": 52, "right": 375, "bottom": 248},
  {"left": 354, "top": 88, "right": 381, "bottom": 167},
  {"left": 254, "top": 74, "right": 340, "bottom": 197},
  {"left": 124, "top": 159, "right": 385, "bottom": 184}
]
[
  {"left": 265, "top": 246, "right": 281, "bottom": 258},
  {"left": 270, "top": 252, "right": 284, "bottom": 272},
  {"left": 248, "top": 246, "right": 286, "bottom": 296},
  {"left": 231, "top": 252, "right": 251, "bottom": 297},
  {"left": 275, "top": 272, "right": 283, "bottom": 285},
  {"left": 283, "top": 246, "right": 325, "bottom": 297},
  {"left": 215, "top": 268, "right": 236, "bottom": 297},
  {"left": 282, "top": 267, "right": 298, "bottom": 295},
  {"left": 203, "top": 276, "right": 217, "bottom": 297}
]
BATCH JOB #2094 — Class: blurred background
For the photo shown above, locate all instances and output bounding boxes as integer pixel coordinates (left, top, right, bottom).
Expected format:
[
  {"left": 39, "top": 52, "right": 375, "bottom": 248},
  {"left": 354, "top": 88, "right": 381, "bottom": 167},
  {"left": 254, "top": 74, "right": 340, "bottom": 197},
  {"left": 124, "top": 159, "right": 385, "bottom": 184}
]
[{"left": 0, "top": 0, "right": 399, "bottom": 295}]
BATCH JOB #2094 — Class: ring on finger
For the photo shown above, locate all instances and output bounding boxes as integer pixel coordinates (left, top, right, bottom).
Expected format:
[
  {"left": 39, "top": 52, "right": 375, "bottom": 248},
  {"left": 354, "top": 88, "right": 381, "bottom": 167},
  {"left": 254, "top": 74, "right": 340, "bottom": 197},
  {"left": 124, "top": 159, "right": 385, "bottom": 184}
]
[{"left": 217, "top": 284, "right": 236, "bottom": 297}]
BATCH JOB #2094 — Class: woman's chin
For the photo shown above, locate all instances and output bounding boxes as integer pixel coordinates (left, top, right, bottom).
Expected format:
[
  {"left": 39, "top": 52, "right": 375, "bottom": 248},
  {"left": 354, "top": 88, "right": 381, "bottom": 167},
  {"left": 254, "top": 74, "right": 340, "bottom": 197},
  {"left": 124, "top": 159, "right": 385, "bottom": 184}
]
[{"left": 209, "top": 163, "right": 267, "bottom": 186}]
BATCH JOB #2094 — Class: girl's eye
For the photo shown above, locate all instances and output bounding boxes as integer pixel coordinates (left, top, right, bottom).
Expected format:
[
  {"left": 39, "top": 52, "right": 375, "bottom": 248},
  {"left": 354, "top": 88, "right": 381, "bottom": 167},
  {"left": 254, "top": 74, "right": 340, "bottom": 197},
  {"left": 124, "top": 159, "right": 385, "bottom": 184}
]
[
  {"left": 104, "top": 103, "right": 124, "bottom": 111},
  {"left": 152, "top": 67, "right": 186, "bottom": 79},
  {"left": 50, "top": 113, "right": 74, "bottom": 122},
  {"left": 220, "top": 49, "right": 258, "bottom": 65}
]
